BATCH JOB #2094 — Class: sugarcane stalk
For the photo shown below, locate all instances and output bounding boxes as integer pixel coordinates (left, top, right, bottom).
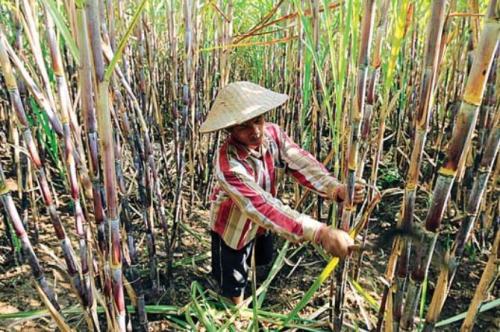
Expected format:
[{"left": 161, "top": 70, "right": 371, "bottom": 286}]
[
  {"left": 0, "top": 28, "right": 83, "bottom": 301},
  {"left": 26, "top": 146, "right": 40, "bottom": 244},
  {"left": 373, "top": 2, "right": 412, "bottom": 324},
  {"left": 18, "top": 135, "right": 29, "bottom": 239},
  {"left": 105, "top": 48, "right": 163, "bottom": 293},
  {"left": 113, "top": 91, "right": 149, "bottom": 331},
  {"left": 311, "top": 0, "right": 320, "bottom": 161},
  {"left": 189, "top": 1, "right": 203, "bottom": 208},
  {"left": 86, "top": 0, "right": 125, "bottom": 329},
  {"left": 74, "top": 5, "right": 111, "bottom": 324},
  {"left": 401, "top": 0, "right": 447, "bottom": 239},
  {"left": 352, "top": 0, "right": 391, "bottom": 281},
  {"left": 392, "top": 238, "right": 411, "bottom": 331},
  {"left": 401, "top": 232, "right": 438, "bottom": 331},
  {"left": 402, "top": 1, "right": 498, "bottom": 329},
  {"left": 4, "top": 10, "right": 88, "bottom": 194},
  {"left": 333, "top": 3, "right": 376, "bottom": 330},
  {"left": 460, "top": 229, "right": 499, "bottom": 332},
  {"left": 405, "top": 6, "right": 446, "bottom": 224},
  {"left": 1, "top": 162, "right": 70, "bottom": 332},
  {"left": 8, "top": 13, "right": 29, "bottom": 214},
  {"left": 104, "top": 16, "right": 162, "bottom": 298},
  {"left": 168, "top": 0, "right": 193, "bottom": 283},
  {"left": 365, "top": 0, "right": 390, "bottom": 131},
  {"left": 135, "top": 19, "right": 160, "bottom": 292},
  {"left": 310, "top": 0, "right": 325, "bottom": 222},
  {"left": 142, "top": 132, "right": 160, "bottom": 293},
  {"left": 386, "top": 1, "right": 447, "bottom": 329},
  {"left": 121, "top": 199, "right": 148, "bottom": 331},
  {"left": 102, "top": 41, "right": 163, "bottom": 295},
  {"left": 44, "top": 10, "right": 97, "bottom": 327}
]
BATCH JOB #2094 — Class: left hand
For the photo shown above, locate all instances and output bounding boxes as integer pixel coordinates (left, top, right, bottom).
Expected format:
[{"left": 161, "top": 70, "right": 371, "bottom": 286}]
[{"left": 333, "top": 181, "right": 366, "bottom": 204}]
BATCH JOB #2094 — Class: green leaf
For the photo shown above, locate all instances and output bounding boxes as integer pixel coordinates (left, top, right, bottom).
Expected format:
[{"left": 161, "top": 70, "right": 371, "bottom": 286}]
[
  {"left": 349, "top": 278, "right": 380, "bottom": 311},
  {"left": 0, "top": 304, "right": 180, "bottom": 319},
  {"left": 436, "top": 298, "right": 500, "bottom": 327},
  {"left": 190, "top": 282, "right": 218, "bottom": 332},
  {"left": 104, "top": 0, "right": 148, "bottom": 83},
  {"left": 420, "top": 276, "right": 428, "bottom": 321}
]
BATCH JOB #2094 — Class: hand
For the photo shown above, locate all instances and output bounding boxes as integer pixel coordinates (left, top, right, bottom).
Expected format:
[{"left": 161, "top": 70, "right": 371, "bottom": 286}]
[
  {"left": 333, "top": 182, "right": 366, "bottom": 204},
  {"left": 316, "top": 226, "right": 355, "bottom": 258}
]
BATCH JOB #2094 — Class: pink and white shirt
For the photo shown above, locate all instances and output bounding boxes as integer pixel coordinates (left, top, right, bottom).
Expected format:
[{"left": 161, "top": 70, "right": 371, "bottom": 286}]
[{"left": 210, "top": 122, "right": 340, "bottom": 250}]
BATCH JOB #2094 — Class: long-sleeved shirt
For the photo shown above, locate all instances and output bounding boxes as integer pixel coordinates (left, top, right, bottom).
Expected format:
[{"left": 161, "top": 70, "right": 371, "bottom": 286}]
[{"left": 210, "top": 122, "right": 341, "bottom": 250}]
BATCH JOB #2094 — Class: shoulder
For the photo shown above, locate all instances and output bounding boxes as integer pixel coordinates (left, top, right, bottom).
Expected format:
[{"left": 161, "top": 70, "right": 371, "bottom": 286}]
[
  {"left": 217, "top": 139, "right": 234, "bottom": 162},
  {"left": 264, "top": 122, "right": 283, "bottom": 142},
  {"left": 216, "top": 140, "right": 243, "bottom": 172}
]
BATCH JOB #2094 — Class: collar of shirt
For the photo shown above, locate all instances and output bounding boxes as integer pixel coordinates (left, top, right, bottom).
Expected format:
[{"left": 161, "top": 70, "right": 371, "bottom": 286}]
[{"left": 228, "top": 132, "right": 271, "bottom": 161}]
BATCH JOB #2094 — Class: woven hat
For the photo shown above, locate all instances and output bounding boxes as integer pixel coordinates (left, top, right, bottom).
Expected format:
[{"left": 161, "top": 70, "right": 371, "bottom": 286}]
[{"left": 200, "top": 81, "right": 288, "bottom": 133}]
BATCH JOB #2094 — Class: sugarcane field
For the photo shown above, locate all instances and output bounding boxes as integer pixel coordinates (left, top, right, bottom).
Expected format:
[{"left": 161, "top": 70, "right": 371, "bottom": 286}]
[{"left": 0, "top": 0, "right": 499, "bottom": 331}]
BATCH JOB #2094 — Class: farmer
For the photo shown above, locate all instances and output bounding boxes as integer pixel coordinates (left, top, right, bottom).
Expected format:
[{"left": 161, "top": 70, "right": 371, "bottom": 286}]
[{"left": 200, "top": 81, "right": 365, "bottom": 305}]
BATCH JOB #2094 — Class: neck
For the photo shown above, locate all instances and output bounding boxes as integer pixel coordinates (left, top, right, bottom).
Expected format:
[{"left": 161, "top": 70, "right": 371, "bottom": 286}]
[{"left": 230, "top": 134, "right": 261, "bottom": 151}]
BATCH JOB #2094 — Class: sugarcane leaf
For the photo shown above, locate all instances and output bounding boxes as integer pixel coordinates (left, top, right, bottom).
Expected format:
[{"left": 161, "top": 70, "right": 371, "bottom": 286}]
[
  {"left": 33, "top": 280, "right": 73, "bottom": 332},
  {"left": 190, "top": 282, "right": 217, "bottom": 332},
  {"left": 435, "top": 298, "right": 500, "bottom": 327},
  {"left": 0, "top": 178, "right": 17, "bottom": 194},
  {"left": 349, "top": 278, "right": 380, "bottom": 311},
  {"left": 41, "top": 0, "right": 80, "bottom": 64},
  {"left": 29, "top": 97, "right": 60, "bottom": 168},
  {"left": 5, "top": 216, "right": 22, "bottom": 253},
  {"left": 104, "top": 0, "right": 148, "bottom": 83},
  {"left": 172, "top": 251, "right": 210, "bottom": 268},
  {"left": 0, "top": 304, "right": 180, "bottom": 319},
  {"left": 381, "top": 0, "right": 409, "bottom": 99},
  {"left": 184, "top": 306, "right": 198, "bottom": 330},
  {"left": 420, "top": 276, "right": 428, "bottom": 320},
  {"left": 165, "top": 315, "right": 190, "bottom": 329}
]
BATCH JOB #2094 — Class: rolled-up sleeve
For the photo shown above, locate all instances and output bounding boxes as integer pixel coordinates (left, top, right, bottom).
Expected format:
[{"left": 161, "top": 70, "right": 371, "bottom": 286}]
[{"left": 215, "top": 145, "right": 323, "bottom": 243}]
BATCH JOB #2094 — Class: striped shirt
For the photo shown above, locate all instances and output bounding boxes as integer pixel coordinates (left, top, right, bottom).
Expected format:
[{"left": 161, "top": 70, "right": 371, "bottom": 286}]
[{"left": 210, "top": 122, "right": 341, "bottom": 250}]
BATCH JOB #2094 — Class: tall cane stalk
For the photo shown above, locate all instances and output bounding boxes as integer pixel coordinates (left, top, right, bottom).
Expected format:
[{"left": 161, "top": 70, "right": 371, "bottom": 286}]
[
  {"left": 333, "top": 1, "right": 375, "bottom": 330},
  {"left": 44, "top": 9, "right": 98, "bottom": 328},
  {"left": 396, "top": 1, "right": 448, "bottom": 330},
  {"left": 86, "top": 0, "right": 125, "bottom": 328}
]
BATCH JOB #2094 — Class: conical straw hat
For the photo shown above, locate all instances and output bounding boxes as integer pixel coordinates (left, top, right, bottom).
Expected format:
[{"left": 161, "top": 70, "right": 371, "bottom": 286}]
[{"left": 200, "top": 81, "right": 288, "bottom": 133}]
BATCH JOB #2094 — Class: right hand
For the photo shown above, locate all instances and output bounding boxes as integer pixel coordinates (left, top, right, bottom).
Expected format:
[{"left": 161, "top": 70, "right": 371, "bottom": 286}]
[
  {"left": 316, "top": 226, "right": 355, "bottom": 258},
  {"left": 333, "top": 182, "right": 366, "bottom": 204}
]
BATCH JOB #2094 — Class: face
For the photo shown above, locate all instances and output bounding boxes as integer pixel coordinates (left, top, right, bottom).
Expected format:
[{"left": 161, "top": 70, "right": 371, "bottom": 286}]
[{"left": 228, "top": 115, "right": 265, "bottom": 149}]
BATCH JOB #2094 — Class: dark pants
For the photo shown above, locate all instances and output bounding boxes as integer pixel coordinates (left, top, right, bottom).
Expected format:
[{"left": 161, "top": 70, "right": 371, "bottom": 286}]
[{"left": 211, "top": 231, "right": 274, "bottom": 298}]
